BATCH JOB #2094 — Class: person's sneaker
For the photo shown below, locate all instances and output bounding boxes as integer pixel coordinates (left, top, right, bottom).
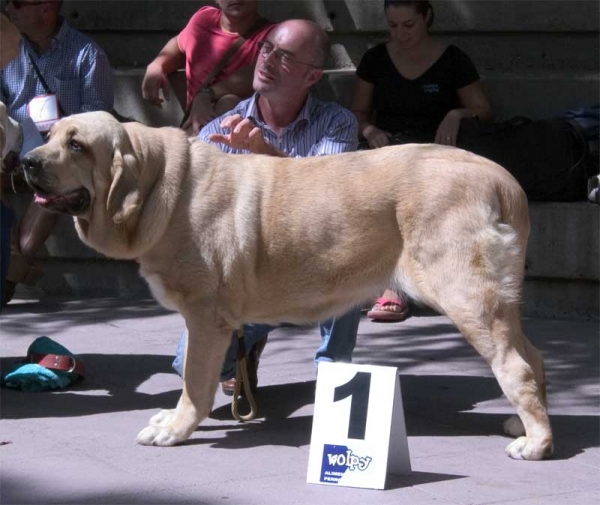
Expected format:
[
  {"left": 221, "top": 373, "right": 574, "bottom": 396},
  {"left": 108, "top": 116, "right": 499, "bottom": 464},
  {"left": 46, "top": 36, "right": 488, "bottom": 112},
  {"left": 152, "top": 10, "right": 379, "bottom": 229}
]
[
  {"left": 221, "top": 377, "right": 238, "bottom": 396},
  {"left": 220, "top": 335, "right": 268, "bottom": 396}
]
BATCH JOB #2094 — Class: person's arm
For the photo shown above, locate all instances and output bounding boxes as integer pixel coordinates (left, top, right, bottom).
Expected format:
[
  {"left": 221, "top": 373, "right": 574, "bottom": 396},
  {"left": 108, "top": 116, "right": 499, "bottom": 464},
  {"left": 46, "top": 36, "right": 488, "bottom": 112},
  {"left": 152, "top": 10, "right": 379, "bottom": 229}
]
[
  {"left": 142, "top": 36, "right": 185, "bottom": 108},
  {"left": 434, "top": 80, "right": 493, "bottom": 146},
  {"left": 308, "top": 107, "right": 359, "bottom": 156},
  {"left": 78, "top": 47, "right": 114, "bottom": 113},
  {"left": 350, "top": 76, "right": 390, "bottom": 149},
  {"left": 182, "top": 63, "right": 257, "bottom": 137},
  {"left": 456, "top": 80, "right": 493, "bottom": 121}
]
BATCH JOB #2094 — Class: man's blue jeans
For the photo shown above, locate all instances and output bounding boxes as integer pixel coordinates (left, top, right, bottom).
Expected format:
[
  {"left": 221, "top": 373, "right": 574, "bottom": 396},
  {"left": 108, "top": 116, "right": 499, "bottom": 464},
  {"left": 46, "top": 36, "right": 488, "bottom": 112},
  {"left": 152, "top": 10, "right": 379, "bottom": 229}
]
[{"left": 172, "top": 307, "right": 361, "bottom": 381}]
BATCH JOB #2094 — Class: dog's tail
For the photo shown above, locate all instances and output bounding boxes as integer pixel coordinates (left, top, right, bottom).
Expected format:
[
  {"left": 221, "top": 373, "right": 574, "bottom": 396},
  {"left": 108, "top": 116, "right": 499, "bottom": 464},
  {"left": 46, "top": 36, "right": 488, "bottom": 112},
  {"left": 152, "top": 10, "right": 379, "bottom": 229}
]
[
  {"left": 492, "top": 179, "right": 530, "bottom": 305},
  {"left": 475, "top": 222, "right": 523, "bottom": 306},
  {"left": 498, "top": 178, "right": 531, "bottom": 251}
]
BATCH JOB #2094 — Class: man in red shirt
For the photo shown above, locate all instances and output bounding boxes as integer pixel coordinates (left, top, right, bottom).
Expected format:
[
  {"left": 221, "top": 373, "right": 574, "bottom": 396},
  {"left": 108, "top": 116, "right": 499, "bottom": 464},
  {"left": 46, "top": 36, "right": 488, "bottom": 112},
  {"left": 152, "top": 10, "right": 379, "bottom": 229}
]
[{"left": 142, "top": 0, "right": 273, "bottom": 136}]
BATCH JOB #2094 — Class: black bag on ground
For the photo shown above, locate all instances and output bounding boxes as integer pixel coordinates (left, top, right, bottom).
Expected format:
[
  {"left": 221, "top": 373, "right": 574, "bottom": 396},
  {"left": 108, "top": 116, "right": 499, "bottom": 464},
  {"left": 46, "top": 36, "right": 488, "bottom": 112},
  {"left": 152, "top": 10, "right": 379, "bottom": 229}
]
[{"left": 457, "top": 116, "right": 592, "bottom": 201}]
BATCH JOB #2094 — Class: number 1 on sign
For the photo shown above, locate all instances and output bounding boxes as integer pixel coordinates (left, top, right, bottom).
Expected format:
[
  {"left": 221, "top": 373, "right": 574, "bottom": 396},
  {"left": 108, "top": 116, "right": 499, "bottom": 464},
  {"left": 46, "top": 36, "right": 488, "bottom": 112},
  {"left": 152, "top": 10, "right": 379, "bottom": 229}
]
[{"left": 333, "top": 371, "right": 371, "bottom": 440}]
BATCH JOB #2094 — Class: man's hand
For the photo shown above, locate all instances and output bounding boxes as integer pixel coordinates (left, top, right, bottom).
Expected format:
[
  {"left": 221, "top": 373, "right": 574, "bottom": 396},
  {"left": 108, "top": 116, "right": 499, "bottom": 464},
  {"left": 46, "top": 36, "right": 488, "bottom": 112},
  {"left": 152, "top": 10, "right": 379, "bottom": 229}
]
[
  {"left": 181, "top": 93, "right": 216, "bottom": 137},
  {"left": 209, "top": 114, "right": 275, "bottom": 155},
  {"left": 142, "top": 62, "right": 171, "bottom": 109}
]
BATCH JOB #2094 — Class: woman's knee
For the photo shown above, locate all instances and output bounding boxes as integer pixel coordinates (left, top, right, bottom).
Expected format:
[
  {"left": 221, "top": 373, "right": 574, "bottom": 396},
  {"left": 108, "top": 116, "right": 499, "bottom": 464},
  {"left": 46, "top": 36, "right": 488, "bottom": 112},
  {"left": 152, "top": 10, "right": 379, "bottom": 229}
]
[
  {"left": 18, "top": 208, "right": 58, "bottom": 257},
  {"left": 214, "top": 94, "right": 243, "bottom": 116}
]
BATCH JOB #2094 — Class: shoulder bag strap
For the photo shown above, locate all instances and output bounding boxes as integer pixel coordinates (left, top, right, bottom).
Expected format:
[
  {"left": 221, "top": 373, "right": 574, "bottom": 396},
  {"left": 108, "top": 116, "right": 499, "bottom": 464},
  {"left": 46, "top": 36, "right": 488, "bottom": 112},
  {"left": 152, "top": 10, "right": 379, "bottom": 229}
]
[
  {"left": 180, "top": 17, "right": 269, "bottom": 127},
  {"left": 204, "top": 16, "right": 269, "bottom": 89},
  {"left": 26, "top": 51, "right": 66, "bottom": 117}
]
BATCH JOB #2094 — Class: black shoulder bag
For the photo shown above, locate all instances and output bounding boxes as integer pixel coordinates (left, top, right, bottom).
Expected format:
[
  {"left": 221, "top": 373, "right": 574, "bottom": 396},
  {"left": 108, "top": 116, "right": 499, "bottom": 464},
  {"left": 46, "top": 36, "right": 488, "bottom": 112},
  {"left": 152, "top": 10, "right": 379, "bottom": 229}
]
[{"left": 457, "top": 116, "right": 592, "bottom": 201}]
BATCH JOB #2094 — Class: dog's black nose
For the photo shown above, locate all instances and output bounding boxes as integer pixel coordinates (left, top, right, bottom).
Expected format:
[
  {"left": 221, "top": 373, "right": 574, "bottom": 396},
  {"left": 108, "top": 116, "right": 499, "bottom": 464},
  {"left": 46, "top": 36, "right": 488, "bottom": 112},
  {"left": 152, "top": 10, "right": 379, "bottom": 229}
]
[{"left": 21, "top": 154, "right": 42, "bottom": 175}]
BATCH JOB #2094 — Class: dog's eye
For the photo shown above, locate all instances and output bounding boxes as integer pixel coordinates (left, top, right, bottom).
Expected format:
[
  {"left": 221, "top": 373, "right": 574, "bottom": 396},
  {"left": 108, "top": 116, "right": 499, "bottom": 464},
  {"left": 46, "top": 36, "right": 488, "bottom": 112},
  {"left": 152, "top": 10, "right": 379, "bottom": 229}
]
[{"left": 68, "top": 138, "right": 83, "bottom": 152}]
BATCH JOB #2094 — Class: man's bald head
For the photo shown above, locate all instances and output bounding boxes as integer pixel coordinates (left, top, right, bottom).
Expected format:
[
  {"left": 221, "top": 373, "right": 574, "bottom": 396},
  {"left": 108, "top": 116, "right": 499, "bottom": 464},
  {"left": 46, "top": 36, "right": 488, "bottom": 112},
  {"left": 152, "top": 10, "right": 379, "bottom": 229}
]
[{"left": 270, "top": 19, "right": 330, "bottom": 68}]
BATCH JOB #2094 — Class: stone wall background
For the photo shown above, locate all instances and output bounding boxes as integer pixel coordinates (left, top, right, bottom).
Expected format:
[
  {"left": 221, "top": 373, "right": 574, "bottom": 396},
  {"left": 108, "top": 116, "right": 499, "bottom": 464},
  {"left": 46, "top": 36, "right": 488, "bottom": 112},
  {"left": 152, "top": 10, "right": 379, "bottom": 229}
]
[{"left": 59, "top": 0, "right": 599, "bottom": 75}]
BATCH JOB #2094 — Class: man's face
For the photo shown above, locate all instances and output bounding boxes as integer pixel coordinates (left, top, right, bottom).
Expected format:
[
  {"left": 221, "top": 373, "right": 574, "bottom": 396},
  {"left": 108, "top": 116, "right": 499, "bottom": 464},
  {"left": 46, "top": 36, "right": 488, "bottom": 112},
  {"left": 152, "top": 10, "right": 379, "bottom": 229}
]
[
  {"left": 5, "top": 0, "right": 48, "bottom": 36},
  {"left": 252, "top": 24, "right": 322, "bottom": 99},
  {"left": 215, "top": 0, "right": 259, "bottom": 20}
]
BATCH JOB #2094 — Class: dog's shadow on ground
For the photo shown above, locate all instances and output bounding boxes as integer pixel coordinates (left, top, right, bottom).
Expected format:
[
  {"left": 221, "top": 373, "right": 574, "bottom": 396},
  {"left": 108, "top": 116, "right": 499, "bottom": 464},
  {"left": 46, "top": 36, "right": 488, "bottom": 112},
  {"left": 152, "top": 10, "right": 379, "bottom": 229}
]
[
  {"left": 2, "top": 353, "right": 597, "bottom": 462},
  {"left": 203, "top": 375, "right": 598, "bottom": 461}
]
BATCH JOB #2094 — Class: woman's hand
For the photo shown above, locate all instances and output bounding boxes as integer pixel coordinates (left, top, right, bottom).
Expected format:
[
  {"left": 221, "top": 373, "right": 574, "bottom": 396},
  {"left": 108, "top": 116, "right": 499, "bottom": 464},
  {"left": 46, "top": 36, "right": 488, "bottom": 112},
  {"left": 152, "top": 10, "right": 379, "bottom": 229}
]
[
  {"left": 363, "top": 124, "right": 391, "bottom": 149},
  {"left": 435, "top": 109, "right": 464, "bottom": 146}
]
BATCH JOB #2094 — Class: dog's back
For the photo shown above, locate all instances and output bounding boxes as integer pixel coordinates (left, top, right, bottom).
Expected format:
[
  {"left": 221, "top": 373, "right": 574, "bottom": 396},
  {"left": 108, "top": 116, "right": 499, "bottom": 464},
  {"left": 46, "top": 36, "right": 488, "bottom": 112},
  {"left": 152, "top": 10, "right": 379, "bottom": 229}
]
[{"left": 182, "top": 143, "right": 529, "bottom": 327}]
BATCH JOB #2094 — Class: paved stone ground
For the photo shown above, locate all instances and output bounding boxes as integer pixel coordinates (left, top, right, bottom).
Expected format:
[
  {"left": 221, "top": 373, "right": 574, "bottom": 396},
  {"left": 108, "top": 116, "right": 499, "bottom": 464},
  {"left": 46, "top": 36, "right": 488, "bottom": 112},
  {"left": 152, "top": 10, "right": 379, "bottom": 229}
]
[{"left": 1, "top": 297, "right": 598, "bottom": 505}]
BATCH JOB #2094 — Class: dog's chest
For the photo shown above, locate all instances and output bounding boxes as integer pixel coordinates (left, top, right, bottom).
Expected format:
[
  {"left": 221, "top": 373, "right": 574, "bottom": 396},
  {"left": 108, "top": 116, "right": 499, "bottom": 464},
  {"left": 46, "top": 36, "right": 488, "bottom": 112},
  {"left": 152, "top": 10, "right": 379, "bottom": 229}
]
[{"left": 143, "top": 271, "right": 180, "bottom": 311}]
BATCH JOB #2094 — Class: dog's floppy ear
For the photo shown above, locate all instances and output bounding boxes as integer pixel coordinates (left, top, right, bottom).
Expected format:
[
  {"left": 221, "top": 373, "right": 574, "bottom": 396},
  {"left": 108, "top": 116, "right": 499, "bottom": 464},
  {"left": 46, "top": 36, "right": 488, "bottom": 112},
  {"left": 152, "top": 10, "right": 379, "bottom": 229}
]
[{"left": 107, "top": 147, "right": 140, "bottom": 224}]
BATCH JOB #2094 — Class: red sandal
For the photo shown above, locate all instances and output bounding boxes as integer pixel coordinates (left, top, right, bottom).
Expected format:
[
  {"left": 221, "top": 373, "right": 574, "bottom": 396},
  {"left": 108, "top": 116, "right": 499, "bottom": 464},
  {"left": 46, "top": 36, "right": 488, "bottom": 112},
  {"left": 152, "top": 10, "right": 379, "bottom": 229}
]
[{"left": 367, "top": 297, "right": 410, "bottom": 322}]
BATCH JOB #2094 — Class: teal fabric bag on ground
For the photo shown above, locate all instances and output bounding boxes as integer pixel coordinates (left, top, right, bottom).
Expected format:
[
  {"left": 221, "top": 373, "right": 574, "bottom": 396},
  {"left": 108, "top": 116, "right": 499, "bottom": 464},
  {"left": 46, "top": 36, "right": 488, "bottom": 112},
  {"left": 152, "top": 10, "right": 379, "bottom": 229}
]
[{"left": 1, "top": 336, "right": 84, "bottom": 392}]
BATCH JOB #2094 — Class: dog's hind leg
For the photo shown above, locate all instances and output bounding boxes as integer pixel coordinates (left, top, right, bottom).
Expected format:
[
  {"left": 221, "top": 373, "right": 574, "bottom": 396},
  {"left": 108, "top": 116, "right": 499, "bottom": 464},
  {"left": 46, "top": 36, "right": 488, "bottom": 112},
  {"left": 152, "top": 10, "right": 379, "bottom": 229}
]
[
  {"left": 450, "top": 302, "right": 553, "bottom": 460},
  {"left": 408, "top": 224, "right": 553, "bottom": 460},
  {"left": 137, "top": 316, "right": 231, "bottom": 446},
  {"left": 426, "top": 254, "right": 553, "bottom": 460}
]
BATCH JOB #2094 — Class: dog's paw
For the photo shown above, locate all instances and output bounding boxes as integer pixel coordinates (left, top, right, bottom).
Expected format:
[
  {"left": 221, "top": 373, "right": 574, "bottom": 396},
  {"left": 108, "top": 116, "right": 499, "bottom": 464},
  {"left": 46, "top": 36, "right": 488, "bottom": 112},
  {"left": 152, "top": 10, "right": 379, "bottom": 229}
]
[
  {"left": 136, "top": 425, "right": 185, "bottom": 446},
  {"left": 503, "top": 415, "right": 525, "bottom": 437},
  {"left": 149, "top": 409, "right": 176, "bottom": 427},
  {"left": 505, "top": 436, "right": 553, "bottom": 460}
]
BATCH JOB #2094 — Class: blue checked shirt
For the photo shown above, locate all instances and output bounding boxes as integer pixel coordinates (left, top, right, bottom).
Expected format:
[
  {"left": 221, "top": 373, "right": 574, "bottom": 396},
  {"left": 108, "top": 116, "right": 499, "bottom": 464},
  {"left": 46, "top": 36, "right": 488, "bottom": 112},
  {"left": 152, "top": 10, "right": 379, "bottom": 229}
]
[
  {"left": 198, "top": 93, "right": 358, "bottom": 156},
  {"left": 0, "top": 17, "right": 113, "bottom": 123}
]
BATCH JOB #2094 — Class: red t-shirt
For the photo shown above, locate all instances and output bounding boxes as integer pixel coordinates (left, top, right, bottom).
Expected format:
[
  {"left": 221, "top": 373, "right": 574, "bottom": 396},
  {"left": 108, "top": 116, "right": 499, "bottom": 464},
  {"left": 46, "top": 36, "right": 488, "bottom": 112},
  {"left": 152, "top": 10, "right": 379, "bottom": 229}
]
[{"left": 178, "top": 6, "right": 274, "bottom": 107}]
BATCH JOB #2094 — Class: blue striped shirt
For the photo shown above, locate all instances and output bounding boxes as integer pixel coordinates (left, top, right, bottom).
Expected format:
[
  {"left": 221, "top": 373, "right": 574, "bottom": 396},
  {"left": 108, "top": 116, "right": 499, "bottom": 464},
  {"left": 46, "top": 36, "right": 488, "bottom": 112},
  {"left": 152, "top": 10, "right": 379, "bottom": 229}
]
[
  {"left": 198, "top": 93, "right": 358, "bottom": 156},
  {"left": 0, "top": 17, "right": 113, "bottom": 123}
]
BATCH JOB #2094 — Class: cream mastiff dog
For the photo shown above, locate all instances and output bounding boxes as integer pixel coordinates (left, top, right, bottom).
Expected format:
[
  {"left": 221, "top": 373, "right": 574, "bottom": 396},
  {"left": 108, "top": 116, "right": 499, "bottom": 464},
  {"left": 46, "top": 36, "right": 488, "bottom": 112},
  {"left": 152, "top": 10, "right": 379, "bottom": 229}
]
[{"left": 21, "top": 111, "right": 553, "bottom": 460}]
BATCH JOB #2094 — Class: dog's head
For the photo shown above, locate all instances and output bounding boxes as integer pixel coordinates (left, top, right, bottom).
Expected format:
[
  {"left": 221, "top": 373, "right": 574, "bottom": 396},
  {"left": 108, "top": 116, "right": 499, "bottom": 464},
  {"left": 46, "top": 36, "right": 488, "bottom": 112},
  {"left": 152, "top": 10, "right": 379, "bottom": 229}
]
[{"left": 21, "top": 111, "right": 140, "bottom": 222}]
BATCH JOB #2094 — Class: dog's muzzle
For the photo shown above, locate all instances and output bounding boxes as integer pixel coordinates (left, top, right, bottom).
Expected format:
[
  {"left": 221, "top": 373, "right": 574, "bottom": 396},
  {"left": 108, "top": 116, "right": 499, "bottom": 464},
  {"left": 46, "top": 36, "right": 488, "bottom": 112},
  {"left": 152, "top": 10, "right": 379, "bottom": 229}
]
[
  {"left": 20, "top": 154, "right": 91, "bottom": 216},
  {"left": 21, "top": 153, "right": 42, "bottom": 177}
]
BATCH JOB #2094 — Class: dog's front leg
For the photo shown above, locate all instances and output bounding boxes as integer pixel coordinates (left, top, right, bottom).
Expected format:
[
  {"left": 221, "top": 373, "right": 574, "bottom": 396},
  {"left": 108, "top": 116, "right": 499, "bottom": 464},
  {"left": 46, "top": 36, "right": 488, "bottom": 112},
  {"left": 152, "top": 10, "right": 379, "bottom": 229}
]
[{"left": 137, "top": 319, "right": 231, "bottom": 446}]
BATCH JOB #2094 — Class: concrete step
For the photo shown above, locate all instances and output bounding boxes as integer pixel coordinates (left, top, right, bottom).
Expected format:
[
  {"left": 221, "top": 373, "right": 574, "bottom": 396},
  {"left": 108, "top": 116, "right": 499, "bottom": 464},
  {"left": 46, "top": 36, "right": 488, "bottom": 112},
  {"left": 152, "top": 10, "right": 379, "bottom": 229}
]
[{"left": 113, "top": 68, "right": 600, "bottom": 128}]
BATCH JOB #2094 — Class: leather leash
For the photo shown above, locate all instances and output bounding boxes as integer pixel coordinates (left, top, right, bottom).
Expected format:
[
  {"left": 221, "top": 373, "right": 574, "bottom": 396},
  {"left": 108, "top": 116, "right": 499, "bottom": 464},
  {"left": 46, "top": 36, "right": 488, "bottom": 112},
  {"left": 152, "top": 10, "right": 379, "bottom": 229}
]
[{"left": 231, "top": 328, "right": 258, "bottom": 422}]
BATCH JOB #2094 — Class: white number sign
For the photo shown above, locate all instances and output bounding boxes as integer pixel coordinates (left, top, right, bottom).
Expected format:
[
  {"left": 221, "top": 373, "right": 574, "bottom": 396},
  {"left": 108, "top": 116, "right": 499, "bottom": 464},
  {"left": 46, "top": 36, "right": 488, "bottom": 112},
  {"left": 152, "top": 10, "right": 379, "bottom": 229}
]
[{"left": 307, "top": 362, "right": 411, "bottom": 489}]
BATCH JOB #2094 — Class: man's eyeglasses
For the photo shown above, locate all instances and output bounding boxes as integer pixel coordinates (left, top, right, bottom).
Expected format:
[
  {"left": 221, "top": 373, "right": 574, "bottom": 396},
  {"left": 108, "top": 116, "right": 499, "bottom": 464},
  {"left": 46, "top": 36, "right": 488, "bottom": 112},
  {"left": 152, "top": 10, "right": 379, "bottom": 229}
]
[
  {"left": 7, "top": 1, "right": 52, "bottom": 9},
  {"left": 257, "top": 41, "right": 320, "bottom": 69}
]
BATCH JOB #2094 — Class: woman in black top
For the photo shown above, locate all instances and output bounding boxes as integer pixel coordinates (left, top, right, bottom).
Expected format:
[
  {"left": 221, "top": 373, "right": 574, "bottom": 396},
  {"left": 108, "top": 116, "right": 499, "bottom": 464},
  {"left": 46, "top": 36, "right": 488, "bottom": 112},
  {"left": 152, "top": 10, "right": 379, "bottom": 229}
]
[
  {"left": 352, "top": 0, "right": 493, "bottom": 321},
  {"left": 352, "top": 0, "right": 492, "bottom": 149}
]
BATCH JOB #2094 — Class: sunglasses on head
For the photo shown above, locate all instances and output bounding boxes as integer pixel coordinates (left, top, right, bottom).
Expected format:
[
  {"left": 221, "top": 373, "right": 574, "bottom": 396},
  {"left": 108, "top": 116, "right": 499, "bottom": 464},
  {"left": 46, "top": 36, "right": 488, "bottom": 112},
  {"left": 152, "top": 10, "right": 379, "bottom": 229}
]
[{"left": 8, "top": 0, "right": 52, "bottom": 9}]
